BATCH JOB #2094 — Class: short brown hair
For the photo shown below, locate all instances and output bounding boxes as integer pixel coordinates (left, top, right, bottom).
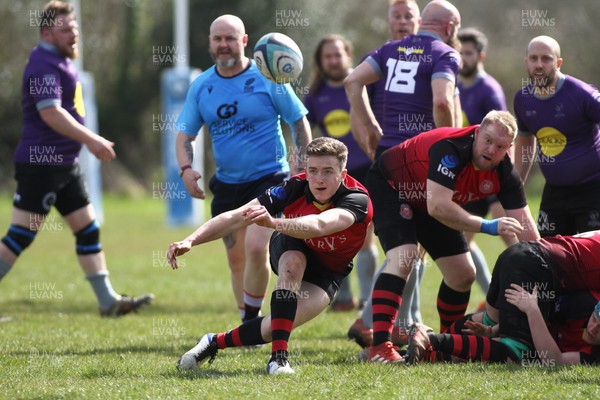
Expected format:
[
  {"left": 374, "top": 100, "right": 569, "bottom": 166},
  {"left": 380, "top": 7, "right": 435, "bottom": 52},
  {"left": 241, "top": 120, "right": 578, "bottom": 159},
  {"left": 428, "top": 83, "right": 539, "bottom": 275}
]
[
  {"left": 40, "top": 1, "right": 74, "bottom": 33},
  {"left": 306, "top": 137, "right": 348, "bottom": 170}
]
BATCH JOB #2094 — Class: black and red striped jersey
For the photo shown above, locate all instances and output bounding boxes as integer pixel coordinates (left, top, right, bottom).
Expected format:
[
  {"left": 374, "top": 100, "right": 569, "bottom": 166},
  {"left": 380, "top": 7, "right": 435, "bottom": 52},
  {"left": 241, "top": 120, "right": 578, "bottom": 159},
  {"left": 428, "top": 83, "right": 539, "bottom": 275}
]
[
  {"left": 257, "top": 173, "right": 372, "bottom": 273},
  {"left": 378, "top": 126, "right": 526, "bottom": 213}
]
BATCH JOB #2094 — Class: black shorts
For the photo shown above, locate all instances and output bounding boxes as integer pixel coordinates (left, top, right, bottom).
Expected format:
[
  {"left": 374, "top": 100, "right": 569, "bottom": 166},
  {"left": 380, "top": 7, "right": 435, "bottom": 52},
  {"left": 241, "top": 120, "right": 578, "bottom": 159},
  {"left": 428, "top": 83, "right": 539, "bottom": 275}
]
[
  {"left": 347, "top": 163, "right": 371, "bottom": 187},
  {"left": 486, "top": 242, "right": 555, "bottom": 346},
  {"left": 209, "top": 171, "right": 288, "bottom": 217},
  {"left": 269, "top": 232, "right": 352, "bottom": 302},
  {"left": 462, "top": 195, "right": 499, "bottom": 218},
  {"left": 13, "top": 163, "right": 90, "bottom": 216},
  {"left": 366, "top": 160, "right": 468, "bottom": 260},
  {"left": 538, "top": 180, "right": 600, "bottom": 237}
]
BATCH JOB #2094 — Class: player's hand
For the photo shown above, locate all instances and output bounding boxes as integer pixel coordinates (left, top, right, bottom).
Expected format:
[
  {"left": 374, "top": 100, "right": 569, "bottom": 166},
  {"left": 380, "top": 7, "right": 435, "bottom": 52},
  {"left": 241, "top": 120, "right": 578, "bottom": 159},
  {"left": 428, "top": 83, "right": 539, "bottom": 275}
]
[
  {"left": 366, "top": 125, "right": 383, "bottom": 160},
  {"left": 181, "top": 169, "right": 205, "bottom": 199},
  {"left": 242, "top": 205, "right": 275, "bottom": 229},
  {"left": 87, "top": 135, "right": 116, "bottom": 162},
  {"left": 463, "top": 320, "right": 495, "bottom": 337},
  {"left": 167, "top": 240, "right": 193, "bottom": 269},
  {"left": 505, "top": 283, "right": 539, "bottom": 314},
  {"left": 496, "top": 217, "right": 524, "bottom": 236}
]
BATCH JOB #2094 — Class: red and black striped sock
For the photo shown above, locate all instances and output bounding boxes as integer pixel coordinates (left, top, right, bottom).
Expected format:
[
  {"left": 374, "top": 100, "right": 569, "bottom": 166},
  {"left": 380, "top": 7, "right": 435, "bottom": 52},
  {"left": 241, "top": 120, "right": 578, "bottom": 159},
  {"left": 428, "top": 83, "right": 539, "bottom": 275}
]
[
  {"left": 215, "top": 316, "right": 267, "bottom": 349},
  {"left": 372, "top": 273, "right": 405, "bottom": 346},
  {"left": 437, "top": 281, "right": 470, "bottom": 333},
  {"left": 447, "top": 313, "right": 475, "bottom": 334},
  {"left": 270, "top": 289, "right": 298, "bottom": 359},
  {"left": 429, "top": 333, "right": 516, "bottom": 362}
]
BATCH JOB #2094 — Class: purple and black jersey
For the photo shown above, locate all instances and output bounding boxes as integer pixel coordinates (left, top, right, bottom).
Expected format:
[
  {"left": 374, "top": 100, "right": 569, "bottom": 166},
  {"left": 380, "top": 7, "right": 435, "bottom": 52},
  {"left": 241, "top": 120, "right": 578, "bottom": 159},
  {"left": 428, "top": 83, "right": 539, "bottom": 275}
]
[
  {"left": 514, "top": 74, "right": 600, "bottom": 186},
  {"left": 458, "top": 72, "right": 506, "bottom": 126},
  {"left": 16, "top": 41, "right": 85, "bottom": 166},
  {"left": 366, "top": 31, "right": 460, "bottom": 148},
  {"left": 304, "top": 82, "right": 371, "bottom": 172}
]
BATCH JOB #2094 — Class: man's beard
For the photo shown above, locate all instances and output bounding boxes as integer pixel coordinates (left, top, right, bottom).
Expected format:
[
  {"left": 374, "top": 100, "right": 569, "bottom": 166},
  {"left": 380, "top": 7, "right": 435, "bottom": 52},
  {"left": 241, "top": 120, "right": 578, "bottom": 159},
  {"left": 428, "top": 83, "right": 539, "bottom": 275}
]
[
  {"left": 529, "top": 70, "right": 555, "bottom": 88},
  {"left": 447, "top": 35, "right": 461, "bottom": 52},
  {"left": 460, "top": 64, "right": 477, "bottom": 78},
  {"left": 325, "top": 68, "right": 348, "bottom": 82},
  {"left": 210, "top": 49, "right": 238, "bottom": 69}
]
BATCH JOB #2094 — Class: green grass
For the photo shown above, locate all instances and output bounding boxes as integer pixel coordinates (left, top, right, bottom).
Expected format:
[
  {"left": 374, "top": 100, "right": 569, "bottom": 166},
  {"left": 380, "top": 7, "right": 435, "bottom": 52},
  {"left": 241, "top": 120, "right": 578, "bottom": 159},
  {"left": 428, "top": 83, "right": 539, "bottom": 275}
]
[{"left": 0, "top": 193, "right": 599, "bottom": 400}]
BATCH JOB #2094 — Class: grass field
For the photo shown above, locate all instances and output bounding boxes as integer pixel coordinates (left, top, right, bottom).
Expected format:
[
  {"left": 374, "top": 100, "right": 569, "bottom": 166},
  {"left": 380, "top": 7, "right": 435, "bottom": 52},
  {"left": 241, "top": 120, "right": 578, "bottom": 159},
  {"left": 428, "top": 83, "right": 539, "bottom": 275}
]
[{"left": 0, "top": 193, "right": 599, "bottom": 399}]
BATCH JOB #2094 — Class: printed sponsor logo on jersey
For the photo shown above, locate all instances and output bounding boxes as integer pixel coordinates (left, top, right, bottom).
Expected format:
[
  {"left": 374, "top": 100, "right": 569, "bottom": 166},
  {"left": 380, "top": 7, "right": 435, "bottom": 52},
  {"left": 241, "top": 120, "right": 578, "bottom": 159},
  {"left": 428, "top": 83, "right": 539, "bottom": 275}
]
[
  {"left": 400, "top": 203, "right": 413, "bottom": 220},
  {"left": 268, "top": 186, "right": 287, "bottom": 202},
  {"left": 535, "top": 127, "right": 567, "bottom": 156},
  {"left": 305, "top": 234, "right": 347, "bottom": 251},
  {"left": 441, "top": 155, "right": 459, "bottom": 168},
  {"left": 244, "top": 78, "right": 255, "bottom": 93},
  {"left": 479, "top": 180, "right": 494, "bottom": 194},
  {"left": 436, "top": 155, "right": 458, "bottom": 179},
  {"left": 323, "top": 109, "right": 351, "bottom": 138},
  {"left": 216, "top": 102, "right": 238, "bottom": 119},
  {"left": 396, "top": 46, "right": 424, "bottom": 55}
]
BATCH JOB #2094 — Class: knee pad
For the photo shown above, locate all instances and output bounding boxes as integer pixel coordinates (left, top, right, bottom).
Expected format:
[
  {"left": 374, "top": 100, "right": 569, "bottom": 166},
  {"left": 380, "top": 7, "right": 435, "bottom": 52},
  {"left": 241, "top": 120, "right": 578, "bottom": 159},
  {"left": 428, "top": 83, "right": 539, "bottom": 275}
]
[
  {"left": 1, "top": 225, "right": 37, "bottom": 256},
  {"left": 75, "top": 220, "right": 102, "bottom": 255}
]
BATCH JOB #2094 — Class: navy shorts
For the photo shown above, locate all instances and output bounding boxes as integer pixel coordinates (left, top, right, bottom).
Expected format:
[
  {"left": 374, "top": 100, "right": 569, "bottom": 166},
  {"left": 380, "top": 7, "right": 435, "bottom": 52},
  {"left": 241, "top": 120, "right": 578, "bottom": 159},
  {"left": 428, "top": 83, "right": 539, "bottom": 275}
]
[
  {"left": 269, "top": 232, "right": 352, "bottom": 302},
  {"left": 209, "top": 171, "right": 288, "bottom": 217},
  {"left": 366, "top": 159, "right": 468, "bottom": 260},
  {"left": 13, "top": 163, "right": 90, "bottom": 216}
]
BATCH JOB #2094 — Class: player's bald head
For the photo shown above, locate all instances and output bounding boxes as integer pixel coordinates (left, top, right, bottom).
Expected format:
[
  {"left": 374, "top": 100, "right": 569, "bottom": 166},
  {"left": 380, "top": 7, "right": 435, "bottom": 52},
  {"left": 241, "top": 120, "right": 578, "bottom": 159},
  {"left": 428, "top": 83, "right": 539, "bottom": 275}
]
[
  {"left": 421, "top": 0, "right": 460, "bottom": 26},
  {"left": 527, "top": 35, "right": 561, "bottom": 58},
  {"left": 210, "top": 14, "right": 246, "bottom": 36}
]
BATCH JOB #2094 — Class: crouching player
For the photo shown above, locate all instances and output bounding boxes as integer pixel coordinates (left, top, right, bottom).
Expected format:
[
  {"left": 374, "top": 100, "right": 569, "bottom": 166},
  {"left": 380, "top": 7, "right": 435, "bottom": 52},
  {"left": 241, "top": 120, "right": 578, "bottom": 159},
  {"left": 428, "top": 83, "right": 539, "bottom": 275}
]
[{"left": 167, "top": 137, "right": 372, "bottom": 374}]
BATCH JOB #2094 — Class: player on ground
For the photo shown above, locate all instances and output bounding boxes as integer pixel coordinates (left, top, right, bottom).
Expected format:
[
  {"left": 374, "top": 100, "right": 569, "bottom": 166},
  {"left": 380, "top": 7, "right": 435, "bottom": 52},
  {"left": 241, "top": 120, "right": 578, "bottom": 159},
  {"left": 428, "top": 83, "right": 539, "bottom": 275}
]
[
  {"left": 363, "top": 110, "right": 540, "bottom": 363},
  {"left": 304, "top": 34, "right": 377, "bottom": 311},
  {"left": 514, "top": 35, "right": 600, "bottom": 237},
  {"left": 168, "top": 137, "right": 371, "bottom": 374},
  {"left": 407, "top": 230, "right": 600, "bottom": 365},
  {"left": 0, "top": 0, "right": 153, "bottom": 318},
  {"left": 175, "top": 15, "right": 311, "bottom": 322}
]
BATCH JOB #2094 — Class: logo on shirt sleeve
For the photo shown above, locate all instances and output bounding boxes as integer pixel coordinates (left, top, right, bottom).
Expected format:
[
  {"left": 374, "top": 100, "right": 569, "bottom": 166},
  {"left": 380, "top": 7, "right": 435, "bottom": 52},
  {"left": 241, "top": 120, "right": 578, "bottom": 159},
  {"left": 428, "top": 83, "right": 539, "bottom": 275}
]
[
  {"left": 437, "top": 154, "right": 458, "bottom": 179},
  {"left": 268, "top": 186, "right": 287, "bottom": 202}
]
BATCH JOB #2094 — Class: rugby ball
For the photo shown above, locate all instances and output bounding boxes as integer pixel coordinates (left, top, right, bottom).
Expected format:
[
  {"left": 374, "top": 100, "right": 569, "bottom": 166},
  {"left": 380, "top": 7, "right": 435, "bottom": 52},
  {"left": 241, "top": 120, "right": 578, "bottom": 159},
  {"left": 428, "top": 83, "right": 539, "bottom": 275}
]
[{"left": 253, "top": 32, "right": 303, "bottom": 83}]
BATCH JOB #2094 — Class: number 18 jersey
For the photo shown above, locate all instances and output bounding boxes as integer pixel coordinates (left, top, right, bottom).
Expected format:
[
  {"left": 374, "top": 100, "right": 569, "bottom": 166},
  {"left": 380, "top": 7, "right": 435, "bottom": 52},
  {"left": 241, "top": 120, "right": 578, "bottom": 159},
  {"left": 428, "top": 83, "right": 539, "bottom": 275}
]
[{"left": 366, "top": 32, "right": 460, "bottom": 148}]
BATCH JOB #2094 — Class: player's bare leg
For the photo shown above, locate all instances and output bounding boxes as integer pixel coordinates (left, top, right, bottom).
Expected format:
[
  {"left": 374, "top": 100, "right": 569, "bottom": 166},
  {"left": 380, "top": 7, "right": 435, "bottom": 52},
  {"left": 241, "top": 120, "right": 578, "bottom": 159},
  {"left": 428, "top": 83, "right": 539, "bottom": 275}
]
[{"left": 242, "top": 223, "right": 272, "bottom": 321}]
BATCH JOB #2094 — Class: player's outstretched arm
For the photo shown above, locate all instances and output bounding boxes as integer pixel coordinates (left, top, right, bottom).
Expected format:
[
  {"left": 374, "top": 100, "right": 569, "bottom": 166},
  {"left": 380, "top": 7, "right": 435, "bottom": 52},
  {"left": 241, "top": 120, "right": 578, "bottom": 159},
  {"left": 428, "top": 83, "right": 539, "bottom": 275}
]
[
  {"left": 39, "top": 106, "right": 115, "bottom": 162},
  {"left": 244, "top": 205, "right": 356, "bottom": 240},
  {"left": 167, "top": 198, "right": 261, "bottom": 269},
  {"left": 427, "top": 180, "right": 525, "bottom": 236},
  {"left": 506, "top": 284, "right": 581, "bottom": 365}
]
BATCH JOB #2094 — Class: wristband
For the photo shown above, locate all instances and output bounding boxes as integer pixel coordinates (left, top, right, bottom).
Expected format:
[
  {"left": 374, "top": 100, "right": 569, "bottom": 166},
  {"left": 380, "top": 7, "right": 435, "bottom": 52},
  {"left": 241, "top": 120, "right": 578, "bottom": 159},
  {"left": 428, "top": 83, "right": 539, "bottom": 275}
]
[
  {"left": 480, "top": 218, "right": 500, "bottom": 236},
  {"left": 179, "top": 164, "right": 192, "bottom": 177}
]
